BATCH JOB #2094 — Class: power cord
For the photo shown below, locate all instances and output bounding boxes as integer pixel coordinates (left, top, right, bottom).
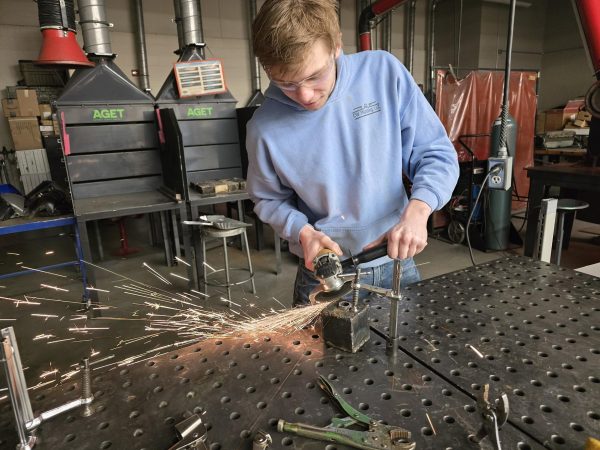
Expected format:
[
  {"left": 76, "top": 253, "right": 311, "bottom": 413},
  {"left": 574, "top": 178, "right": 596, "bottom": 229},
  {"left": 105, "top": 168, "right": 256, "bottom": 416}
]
[{"left": 465, "top": 165, "right": 502, "bottom": 266}]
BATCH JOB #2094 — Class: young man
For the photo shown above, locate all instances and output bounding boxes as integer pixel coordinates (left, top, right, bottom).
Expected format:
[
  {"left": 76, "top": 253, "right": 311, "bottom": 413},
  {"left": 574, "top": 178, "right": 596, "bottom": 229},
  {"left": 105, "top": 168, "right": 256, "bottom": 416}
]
[{"left": 247, "top": 0, "right": 459, "bottom": 306}]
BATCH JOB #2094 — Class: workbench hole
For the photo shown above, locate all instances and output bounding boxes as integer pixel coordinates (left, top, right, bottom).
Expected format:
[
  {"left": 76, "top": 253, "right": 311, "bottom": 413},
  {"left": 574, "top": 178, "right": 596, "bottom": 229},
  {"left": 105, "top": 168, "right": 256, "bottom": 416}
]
[
  {"left": 343, "top": 387, "right": 352, "bottom": 394},
  {"left": 257, "top": 402, "right": 267, "bottom": 409},
  {"left": 320, "top": 397, "right": 330, "bottom": 405},
  {"left": 149, "top": 373, "right": 158, "bottom": 380},
  {"left": 315, "top": 361, "right": 323, "bottom": 367},
  {"left": 230, "top": 412, "right": 240, "bottom": 420},
  {"left": 240, "top": 430, "right": 251, "bottom": 439},
  {"left": 422, "top": 375, "right": 432, "bottom": 382},
  {"left": 133, "top": 429, "right": 143, "bottom": 437},
  {"left": 562, "top": 363, "right": 573, "bottom": 370},
  {"left": 538, "top": 352, "right": 548, "bottom": 358},
  {"left": 551, "top": 435, "right": 565, "bottom": 445},
  {"left": 540, "top": 405, "right": 552, "bottom": 413},
  {"left": 122, "top": 381, "right": 132, "bottom": 388},
  {"left": 98, "top": 422, "right": 109, "bottom": 430},
  {"left": 552, "top": 345, "right": 562, "bottom": 350},
  {"left": 589, "top": 376, "right": 599, "bottom": 383},
  {"left": 164, "top": 417, "right": 175, "bottom": 425},
  {"left": 422, "top": 399, "right": 432, "bottom": 407},
  {"left": 523, "top": 359, "right": 533, "bottom": 365},
  {"left": 238, "top": 373, "right": 248, "bottom": 379},
  {"left": 328, "top": 374, "right": 338, "bottom": 381},
  {"left": 220, "top": 396, "right": 230, "bottom": 404},
  {"left": 506, "top": 367, "right": 516, "bottom": 373},
  {"left": 146, "top": 361, "right": 155, "bottom": 367},
  {"left": 193, "top": 407, "right": 203, "bottom": 414},
  {"left": 517, "top": 442, "right": 532, "bottom": 450},
  {"left": 153, "top": 386, "right": 163, "bottom": 393},
  {"left": 215, "top": 341, "right": 223, "bottom": 346},
  {"left": 64, "top": 434, "right": 76, "bottom": 443},
  {"left": 281, "top": 392, "right": 291, "bottom": 399},
  {"left": 294, "top": 369, "right": 302, "bottom": 376},
  {"left": 130, "top": 410, "right": 140, "bottom": 419},
  {"left": 325, "top": 446, "right": 338, "bottom": 450},
  {"left": 364, "top": 379, "right": 374, "bottom": 385},
  {"left": 201, "top": 358, "right": 208, "bottom": 363},
  {"left": 212, "top": 382, "right": 222, "bottom": 389},
  {"left": 243, "top": 343, "right": 251, "bottom": 348},
  {"left": 306, "top": 382, "right": 315, "bottom": 389},
  {"left": 450, "top": 370, "right": 460, "bottom": 377},
  {"left": 570, "top": 423, "right": 584, "bottom": 432},
  {"left": 246, "top": 387, "right": 256, "bottom": 394},
  {"left": 441, "top": 389, "right": 452, "bottom": 396},
  {"left": 577, "top": 356, "right": 588, "bottom": 362},
  {"left": 209, "top": 444, "right": 221, "bottom": 450},
  {"left": 282, "top": 437, "right": 293, "bottom": 446},
  {"left": 159, "top": 401, "right": 169, "bottom": 408},
  {"left": 521, "top": 416, "right": 534, "bottom": 425},
  {"left": 295, "top": 407, "right": 305, "bottom": 415},
  {"left": 443, "top": 416, "right": 455, "bottom": 424},
  {"left": 304, "top": 350, "right": 312, "bottom": 356},
  {"left": 421, "top": 427, "right": 433, "bottom": 436},
  {"left": 489, "top": 375, "right": 500, "bottom": 382},
  {"left": 381, "top": 393, "right": 391, "bottom": 400},
  {"left": 546, "top": 371, "right": 558, "bottom": 378},
  {"left": 588, "top": 412, "right": 600, "bottom": 420},
  {"left": 386, "top": 369, "right": 396, "bottom": 375},
  {"left": 401, "top": 409, "right": 411, "bottom": 416},
  {"left": 170, "top": 354, "right": 179, "bottom": 360},
  {"left": 175, "top": 365, "right": 184, "bottom": 372},
  {"left": 348, "top": 365, "right": 358, "bottom": 372},
  {"left": 99, "top": 441, "right": 112, "bottom": 449},
  {"left": 65, "top": 415, "right": 75, "bottom": 423},
  {"left": 468, "top": 362, "right": 478, "bottom": 368},
  {"left": 464, "top": 405, "right": 476, "bottom": 413},
  {"left": 252, "top": 354, "right": 261, "bottom": 360},
  {"left": 180, "top": 378, "right": 190, "bottom": 385},
  {"left": 270, "top": 377, "right": 280, "bottom": 384}
]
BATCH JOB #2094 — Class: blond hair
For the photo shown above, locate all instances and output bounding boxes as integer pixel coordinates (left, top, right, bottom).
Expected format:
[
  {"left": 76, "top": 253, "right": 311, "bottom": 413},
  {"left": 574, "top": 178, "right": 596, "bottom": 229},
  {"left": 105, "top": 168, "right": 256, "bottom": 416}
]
[{"left": 252, "top": 0, "right": 341, "bottom": 71}]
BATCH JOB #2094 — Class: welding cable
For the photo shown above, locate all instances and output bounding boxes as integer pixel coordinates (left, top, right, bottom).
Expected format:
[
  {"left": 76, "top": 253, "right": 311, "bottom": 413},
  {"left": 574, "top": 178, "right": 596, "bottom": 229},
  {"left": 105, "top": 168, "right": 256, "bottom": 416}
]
[
  {"left": 37, "top": 0, "right": 77, "bottom": 30},
  {"left": 465, "top": 165, "right": 502, "bottom": 266}
]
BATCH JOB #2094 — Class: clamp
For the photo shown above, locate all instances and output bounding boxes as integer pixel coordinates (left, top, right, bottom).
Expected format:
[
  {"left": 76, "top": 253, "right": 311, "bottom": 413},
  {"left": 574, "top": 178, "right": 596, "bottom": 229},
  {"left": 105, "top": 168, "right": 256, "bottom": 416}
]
[
  {"left": 470, "top": 384, "right": 509, "bottom": 450},
  {"left": 278, "top": 375, "right": 415, "bottom": 450}
]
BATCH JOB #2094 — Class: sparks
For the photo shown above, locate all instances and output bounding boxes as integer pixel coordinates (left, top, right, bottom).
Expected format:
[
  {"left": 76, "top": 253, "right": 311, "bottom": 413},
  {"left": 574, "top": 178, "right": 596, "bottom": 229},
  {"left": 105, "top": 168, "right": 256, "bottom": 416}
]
[
  {"left": 40, "top": 284, "right": 69, "bottom": 292},
  {"left": 175, "top": 256, "right": 191, "bottom": 266}
]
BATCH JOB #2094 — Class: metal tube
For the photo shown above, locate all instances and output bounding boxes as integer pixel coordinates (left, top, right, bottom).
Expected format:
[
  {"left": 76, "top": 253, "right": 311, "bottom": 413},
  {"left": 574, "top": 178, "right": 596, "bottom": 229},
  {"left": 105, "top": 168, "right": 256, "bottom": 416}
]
[
  {"left": 427, "top": 0, "right": 439, "bottom": 102},
  {"left": 77, "top": 0, "right": 113, "bottom": 56},
  {"left": 1, "top": 327, "right": 35, "bottom": 448},
  {"left": 387, "top": 260, "right": 402, "bottom": 354},
  {"left": 178, "top": 0, "right": 204, "bottom": 50},
  {"left": 406, "top": 0, "right": 416, "bottom": 73},
  {"left": 173, "top": 0, "right": 185, "bottom": 52},
  {"left": 498, "top": 0, "right": 517, "bottom": 155},
  {"left": 248, "top": 0, "right": 262, "bottom": 99},
  {"left": 133, "top": 0, "right": 151, "bottom": 92},
  {"left": 382, "top": 12, "right": 392, "bottom": 52}
]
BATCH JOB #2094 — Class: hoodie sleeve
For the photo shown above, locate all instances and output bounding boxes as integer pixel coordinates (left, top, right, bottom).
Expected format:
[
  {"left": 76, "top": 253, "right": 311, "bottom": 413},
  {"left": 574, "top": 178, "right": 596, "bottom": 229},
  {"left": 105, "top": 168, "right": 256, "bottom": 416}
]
[
  {"left": 246, "top": 120, "right": 309, "bottom": 245},
  {"left": 397, "top": 65, "right": 459, "bottom": 211}
]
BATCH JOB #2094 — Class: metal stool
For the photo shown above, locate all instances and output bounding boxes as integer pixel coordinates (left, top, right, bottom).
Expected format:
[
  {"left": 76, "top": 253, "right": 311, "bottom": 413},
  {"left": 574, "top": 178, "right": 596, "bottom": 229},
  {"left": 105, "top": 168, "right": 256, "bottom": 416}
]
[
  {"left": 201, "top": 224, "right": 256, "bottom": 302},
  {"left": 553, "top": 199, "right": 589, "bottom": 265}
]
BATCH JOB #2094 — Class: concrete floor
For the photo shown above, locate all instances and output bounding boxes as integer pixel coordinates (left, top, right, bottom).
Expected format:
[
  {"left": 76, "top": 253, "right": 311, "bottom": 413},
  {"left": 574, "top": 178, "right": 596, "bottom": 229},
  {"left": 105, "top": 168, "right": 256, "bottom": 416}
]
[{"left": 0, "top": 216, "right": 599, "bottom": 398}]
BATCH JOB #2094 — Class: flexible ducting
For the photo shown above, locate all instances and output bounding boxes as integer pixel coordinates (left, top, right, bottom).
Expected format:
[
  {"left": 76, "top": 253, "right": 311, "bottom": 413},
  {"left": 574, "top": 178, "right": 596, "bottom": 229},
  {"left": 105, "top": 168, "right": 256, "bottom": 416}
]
[{"left": 38, "top": 0, "right": 77, "bottom": 30}]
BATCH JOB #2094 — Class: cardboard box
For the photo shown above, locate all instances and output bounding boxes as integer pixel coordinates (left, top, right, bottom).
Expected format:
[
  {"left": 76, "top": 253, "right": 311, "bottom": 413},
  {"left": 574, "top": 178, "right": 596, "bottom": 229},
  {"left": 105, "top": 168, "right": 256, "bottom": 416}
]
[
  {"left": 577, "top": 110, "right": 592, "bottom": 122},
  {"left": 8, "top": 117, "right": 43, "bottom": 150},
  {"left": 38, "top": 103, "right": 52, "bottom": 120},
  {"left": 563, "top": 98, "right": 584, "bottom": 122},
  {"left": 545, "top": 109, "right": 566, "bottom": 131},
  {"left": 2, "top": 98, "right": 20, "bottom": 117},
  {"left": 16, "top": 89, "right": 40, "bottom": 116}
]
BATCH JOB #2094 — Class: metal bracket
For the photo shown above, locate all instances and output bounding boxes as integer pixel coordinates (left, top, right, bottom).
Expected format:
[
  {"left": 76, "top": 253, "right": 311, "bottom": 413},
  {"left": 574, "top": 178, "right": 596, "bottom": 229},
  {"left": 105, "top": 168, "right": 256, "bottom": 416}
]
[{"left": 168, "top": 414, "right": 208, "bottom": 450}]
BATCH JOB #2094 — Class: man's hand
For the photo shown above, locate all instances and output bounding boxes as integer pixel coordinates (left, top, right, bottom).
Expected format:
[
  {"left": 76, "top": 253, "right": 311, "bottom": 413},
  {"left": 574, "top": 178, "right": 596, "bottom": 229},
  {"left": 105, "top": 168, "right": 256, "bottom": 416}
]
[
  {"left": 299, "top": 224, "right": 343, "bottom": 271},
  {"left": 364, "top": 199, "right": 431, "bottom": 259}
]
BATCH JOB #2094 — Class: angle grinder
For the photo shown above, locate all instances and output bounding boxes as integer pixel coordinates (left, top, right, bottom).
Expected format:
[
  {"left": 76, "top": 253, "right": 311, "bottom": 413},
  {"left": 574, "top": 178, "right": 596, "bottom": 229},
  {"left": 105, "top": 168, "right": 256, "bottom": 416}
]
[{"left": 310, "top": 242, "right": 389, "bottom": 303}]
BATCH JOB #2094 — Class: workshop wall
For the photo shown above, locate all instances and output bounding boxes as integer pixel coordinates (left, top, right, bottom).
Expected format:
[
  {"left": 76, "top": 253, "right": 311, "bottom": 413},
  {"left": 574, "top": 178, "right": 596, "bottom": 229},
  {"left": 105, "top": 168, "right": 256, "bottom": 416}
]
[{"left": 538, "top": 0, "right": 592, "bottom": 112}]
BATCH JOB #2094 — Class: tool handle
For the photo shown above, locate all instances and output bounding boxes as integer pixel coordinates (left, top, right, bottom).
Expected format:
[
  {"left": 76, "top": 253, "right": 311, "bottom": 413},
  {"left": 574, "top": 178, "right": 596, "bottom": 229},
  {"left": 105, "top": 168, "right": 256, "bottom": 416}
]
[{"left": 341, "top": 242, "right": 388, "bottom": 269}]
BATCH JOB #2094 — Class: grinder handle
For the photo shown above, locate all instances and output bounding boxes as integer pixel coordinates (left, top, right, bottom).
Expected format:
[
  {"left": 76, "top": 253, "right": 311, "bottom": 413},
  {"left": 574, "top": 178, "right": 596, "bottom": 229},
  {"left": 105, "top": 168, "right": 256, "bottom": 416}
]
[{"left": 341, "top": 242, "right": 388, "bottom": 269}]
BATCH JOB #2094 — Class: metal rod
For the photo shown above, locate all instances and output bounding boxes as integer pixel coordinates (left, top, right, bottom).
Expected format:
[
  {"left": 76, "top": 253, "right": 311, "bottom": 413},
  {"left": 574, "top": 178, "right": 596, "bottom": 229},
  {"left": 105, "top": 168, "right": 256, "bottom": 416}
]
[
  {"left": 498, "top": 0, "right": 517, "bottom": 156},
  {"left": 1, "top": 327, "right": 35, "bottom": 449},
  {"left": 133, "top": 0, "right": 151, "bottom": 92},
  {"left": 406, "top": 0, "right": 416, "bottom": 73},
  {"left": 427, "top": 0, "right": 440, "bottom": 102},
  {"left": 387, "top": 260, "right": 402, "bottom": 354}
]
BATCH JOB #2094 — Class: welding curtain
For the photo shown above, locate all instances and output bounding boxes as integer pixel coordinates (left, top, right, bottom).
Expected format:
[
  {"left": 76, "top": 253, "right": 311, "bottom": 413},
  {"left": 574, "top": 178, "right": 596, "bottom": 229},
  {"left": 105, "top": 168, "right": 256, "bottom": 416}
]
[{"left": 435, "top": 70, "right": 538, "bottom": 209}]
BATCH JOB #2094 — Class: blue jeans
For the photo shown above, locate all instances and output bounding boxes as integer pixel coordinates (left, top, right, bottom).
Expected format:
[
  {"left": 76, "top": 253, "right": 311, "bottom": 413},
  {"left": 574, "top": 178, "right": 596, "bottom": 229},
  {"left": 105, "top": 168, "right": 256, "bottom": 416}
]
[{"left": 293, "top": 258, "right": 421, "bottom": 307}]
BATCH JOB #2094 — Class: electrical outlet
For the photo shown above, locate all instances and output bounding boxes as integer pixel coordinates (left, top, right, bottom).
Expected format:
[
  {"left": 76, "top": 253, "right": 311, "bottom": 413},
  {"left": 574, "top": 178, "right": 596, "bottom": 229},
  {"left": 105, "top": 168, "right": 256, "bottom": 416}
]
[{"left": 487, "top": 156, "right": 513, "bottom": 190}]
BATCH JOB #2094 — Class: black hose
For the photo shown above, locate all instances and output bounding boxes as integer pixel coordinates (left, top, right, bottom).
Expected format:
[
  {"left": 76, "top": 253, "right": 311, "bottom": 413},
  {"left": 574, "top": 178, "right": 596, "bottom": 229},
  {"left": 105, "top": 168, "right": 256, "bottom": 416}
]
[{"left": 37, "top": 0, "right": 76, "bottom": 31}]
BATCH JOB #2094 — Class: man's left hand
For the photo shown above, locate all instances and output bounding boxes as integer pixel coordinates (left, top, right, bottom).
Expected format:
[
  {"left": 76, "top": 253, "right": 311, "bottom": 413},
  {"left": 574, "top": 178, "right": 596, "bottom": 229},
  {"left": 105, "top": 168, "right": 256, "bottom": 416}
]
[{"left": 364, "top": 199, "right": 432, "bottom": 259}]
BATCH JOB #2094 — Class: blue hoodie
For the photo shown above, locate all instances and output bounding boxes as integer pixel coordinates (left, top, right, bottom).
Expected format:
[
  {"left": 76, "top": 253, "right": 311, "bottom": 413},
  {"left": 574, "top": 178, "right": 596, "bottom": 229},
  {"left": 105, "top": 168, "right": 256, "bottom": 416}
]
[{"left": 246, "top": 50, "right": 459, "bottom": 264}]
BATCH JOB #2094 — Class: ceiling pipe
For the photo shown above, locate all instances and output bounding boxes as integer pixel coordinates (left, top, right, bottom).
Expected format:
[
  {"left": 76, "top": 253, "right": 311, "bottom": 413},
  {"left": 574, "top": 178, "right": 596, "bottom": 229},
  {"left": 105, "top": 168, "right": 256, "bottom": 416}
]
[
  {"left": 405, "top": 0, "right": 416, "bottom": 73},
  {"left": 246, "top": 0, "right": 264, "bottom": 107},
  {"left": 77, "top": 0, "right": 114, "bottom": 57},
  {"left": 358, "top": 0, "right": 409, "bottom": 51},
  {"left": 426, "top": 0, "right": 441, "bottom": 102},
  {"left": 173, "top": 0, "right": 185, "bottom": 53},
  {"left": 381, "top": 12, "right": 392, "bottom": 52},
  {"left": 133, "top": 0, "right": 151, "bottom": 93}
]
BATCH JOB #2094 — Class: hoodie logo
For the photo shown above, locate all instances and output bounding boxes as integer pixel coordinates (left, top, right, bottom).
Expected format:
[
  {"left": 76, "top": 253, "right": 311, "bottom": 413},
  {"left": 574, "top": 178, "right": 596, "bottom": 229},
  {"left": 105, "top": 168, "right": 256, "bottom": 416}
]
[{"left": 353, "top": 101, "right": 381, "bottom": 120}]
